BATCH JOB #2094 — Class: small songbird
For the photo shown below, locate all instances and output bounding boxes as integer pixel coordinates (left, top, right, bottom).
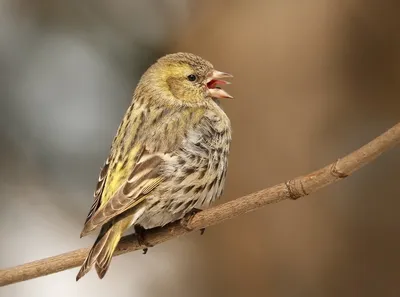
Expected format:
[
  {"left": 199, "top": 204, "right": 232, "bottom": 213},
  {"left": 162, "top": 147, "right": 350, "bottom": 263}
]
[{"left": 76, "top": 52, "right": 233, "bottom": 280}]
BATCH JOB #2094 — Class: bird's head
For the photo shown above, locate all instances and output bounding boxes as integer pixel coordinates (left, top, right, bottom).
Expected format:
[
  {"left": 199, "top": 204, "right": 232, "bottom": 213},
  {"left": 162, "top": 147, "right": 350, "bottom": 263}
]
[{"left": 139, "top": 52, "right": 233, "bottom": 107}]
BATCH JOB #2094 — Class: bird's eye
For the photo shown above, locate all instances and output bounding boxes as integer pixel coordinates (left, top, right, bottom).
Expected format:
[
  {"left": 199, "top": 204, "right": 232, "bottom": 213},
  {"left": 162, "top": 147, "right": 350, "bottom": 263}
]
[{"left": 187, "top": 74, "right": 197, "bottom": 82}]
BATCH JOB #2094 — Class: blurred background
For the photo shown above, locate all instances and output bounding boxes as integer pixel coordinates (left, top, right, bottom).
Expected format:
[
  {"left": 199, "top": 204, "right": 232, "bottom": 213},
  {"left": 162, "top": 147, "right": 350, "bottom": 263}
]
[{"left": 0, "top": 0, "right": 399, "bottom": 296}]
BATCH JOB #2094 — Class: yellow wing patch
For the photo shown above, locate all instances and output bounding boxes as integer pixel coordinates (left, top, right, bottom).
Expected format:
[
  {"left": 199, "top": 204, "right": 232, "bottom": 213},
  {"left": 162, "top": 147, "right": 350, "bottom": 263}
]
[{"left": 102, "top": 145, "right": 143, "bottom": 203}]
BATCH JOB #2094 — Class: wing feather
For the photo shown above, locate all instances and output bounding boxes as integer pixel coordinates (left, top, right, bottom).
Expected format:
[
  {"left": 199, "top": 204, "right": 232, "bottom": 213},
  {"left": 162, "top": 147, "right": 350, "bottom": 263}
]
[
  {"left": 80, "top": 153, "right": 165, "bottom": 236},
  {"left": 84, "top": 157, "right": 110, "bottom": 225}
]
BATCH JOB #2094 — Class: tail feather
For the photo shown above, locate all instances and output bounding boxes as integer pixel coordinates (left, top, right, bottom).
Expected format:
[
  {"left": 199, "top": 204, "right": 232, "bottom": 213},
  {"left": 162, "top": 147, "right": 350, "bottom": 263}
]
[
  {"left": 76, "top": 223, "right": 121, "bottom": 281},
  {"left": 94, "top": 230, "right": 121, "bottom": 279}
]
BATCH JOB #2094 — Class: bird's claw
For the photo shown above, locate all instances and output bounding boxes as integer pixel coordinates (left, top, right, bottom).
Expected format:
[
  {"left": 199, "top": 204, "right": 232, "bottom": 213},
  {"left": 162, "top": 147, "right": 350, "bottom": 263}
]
[
  {"left": 134, "top": 224, "right": 153, "bottom": 255},
  {"left": 180, "top": 208, "right": 205, "bottom": 235}
]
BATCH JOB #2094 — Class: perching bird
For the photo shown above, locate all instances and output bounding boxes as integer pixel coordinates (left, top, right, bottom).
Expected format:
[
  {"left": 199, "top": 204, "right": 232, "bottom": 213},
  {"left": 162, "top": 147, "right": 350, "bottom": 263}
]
[{"left": 76, "top": 52, "right": 233, "bottom": 280}]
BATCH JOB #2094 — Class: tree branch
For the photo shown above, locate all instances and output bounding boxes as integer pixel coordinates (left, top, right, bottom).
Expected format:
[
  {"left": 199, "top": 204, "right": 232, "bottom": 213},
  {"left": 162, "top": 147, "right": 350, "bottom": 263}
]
[{"left": 1, "top": 122, "right": 399, "bottom": 287}]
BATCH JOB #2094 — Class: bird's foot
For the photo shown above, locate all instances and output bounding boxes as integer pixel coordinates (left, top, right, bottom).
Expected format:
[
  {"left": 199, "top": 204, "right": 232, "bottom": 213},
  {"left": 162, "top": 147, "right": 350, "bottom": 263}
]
[
  {"left": 180, "top": 208, "right": 205, "bottom": 235},
  {"left": 134, "top": 224, "right": 153, "bottom": 254}
]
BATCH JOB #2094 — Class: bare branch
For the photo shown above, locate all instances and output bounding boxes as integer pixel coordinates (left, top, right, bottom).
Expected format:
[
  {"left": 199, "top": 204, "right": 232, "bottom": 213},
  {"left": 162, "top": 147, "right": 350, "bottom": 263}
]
[{"left": 1, "top": 122, "right": 399, "bottom": 287}]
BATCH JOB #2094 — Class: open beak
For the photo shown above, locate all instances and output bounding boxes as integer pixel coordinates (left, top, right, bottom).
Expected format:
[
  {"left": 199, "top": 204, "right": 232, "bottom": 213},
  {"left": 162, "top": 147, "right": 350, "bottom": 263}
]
[{"left": 206, "top": 70, "right": 233, "bottom": 99}]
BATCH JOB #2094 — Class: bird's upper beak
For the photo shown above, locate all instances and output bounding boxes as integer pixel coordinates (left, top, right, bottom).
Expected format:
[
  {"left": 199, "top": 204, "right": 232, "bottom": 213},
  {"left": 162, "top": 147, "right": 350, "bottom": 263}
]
[{"left": 206, "top": 70, "right": 233, "bottom": 99}]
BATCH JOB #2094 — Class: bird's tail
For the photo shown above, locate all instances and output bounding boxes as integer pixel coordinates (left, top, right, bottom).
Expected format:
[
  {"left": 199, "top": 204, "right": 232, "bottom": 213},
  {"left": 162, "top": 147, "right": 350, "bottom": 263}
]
[{"left": 76, "top": 220, "right": 127, "bottom": 281}]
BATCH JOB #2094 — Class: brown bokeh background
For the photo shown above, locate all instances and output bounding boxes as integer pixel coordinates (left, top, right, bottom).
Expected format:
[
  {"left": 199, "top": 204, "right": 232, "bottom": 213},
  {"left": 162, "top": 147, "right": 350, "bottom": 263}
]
[{"left": 0, "top": 1, "right": 399, "bottom": 297}]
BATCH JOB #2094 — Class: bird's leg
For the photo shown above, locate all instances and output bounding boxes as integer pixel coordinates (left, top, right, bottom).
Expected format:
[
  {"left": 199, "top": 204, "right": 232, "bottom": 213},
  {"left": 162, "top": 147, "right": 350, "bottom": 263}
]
[
  {"left": 134, "top": 224, "right": 153, "bottom": 254},
  {"left": 180, "top": 208, "right": 205, "bottom": 235}
]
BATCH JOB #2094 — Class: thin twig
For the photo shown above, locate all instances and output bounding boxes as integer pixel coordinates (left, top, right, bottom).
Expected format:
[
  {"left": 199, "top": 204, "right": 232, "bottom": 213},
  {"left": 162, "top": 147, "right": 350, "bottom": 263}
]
[{"left": 1, "top": 122, "right": 399, "bottom": 287}]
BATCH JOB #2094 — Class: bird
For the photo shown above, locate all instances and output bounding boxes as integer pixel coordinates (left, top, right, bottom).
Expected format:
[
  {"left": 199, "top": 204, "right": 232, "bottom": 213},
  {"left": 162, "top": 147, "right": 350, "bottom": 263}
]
[{"left": 76, "top": 52, "right": 233, "bottom": 281}]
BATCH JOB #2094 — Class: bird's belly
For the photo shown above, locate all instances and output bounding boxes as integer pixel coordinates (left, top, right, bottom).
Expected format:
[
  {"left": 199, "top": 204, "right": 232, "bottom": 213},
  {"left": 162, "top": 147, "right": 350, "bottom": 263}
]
[
  {"left": 136, "top": 155, "right": 227, "bottom": 229},
  {"left": 136, "top": 110, "right": 231, "bottom": 229}
]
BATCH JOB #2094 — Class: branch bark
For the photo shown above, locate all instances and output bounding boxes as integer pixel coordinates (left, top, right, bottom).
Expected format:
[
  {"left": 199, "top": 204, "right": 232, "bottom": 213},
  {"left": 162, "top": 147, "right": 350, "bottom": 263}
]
[{"left": 1, "top": 122, "right": 399, "bottom": 287}]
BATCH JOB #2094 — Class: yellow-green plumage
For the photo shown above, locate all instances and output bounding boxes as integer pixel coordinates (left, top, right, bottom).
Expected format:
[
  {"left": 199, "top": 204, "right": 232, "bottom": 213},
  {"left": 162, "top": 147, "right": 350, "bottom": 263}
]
[{"left": 76, "top": 52, "right": 233, "bottom": 280}]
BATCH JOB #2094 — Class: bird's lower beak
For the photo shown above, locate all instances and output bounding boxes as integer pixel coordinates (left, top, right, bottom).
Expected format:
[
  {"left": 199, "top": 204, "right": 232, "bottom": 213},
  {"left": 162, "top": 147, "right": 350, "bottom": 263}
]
[{"left": 206, "top": 70, "right": 233, "bottom": 99}]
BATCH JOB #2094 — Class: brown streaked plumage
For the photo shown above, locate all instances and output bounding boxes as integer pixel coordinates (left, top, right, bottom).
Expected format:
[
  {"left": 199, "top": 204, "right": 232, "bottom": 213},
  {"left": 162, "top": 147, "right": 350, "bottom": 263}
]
[{"left": 76, "top": 52, "right": 233, "bottom": 280}]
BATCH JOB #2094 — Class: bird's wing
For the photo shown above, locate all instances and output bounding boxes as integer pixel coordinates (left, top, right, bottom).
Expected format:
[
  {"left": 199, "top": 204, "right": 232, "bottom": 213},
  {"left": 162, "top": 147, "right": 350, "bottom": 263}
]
[
  {"left": 80, "top": 146, "right": 166, "bottom": 236},
  {"left": 83, "top": 157, "right": 111, "bottom": 225}
]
